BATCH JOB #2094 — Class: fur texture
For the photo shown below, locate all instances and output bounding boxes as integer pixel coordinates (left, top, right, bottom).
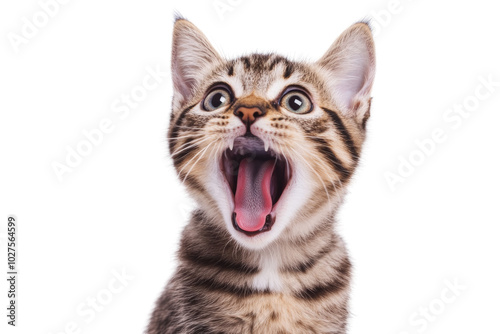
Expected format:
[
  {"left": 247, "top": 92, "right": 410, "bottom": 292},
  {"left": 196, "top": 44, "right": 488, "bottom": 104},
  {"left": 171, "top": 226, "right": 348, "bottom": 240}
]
[{"left": 147, "top": 18, "right": 375, "bottom": 334}]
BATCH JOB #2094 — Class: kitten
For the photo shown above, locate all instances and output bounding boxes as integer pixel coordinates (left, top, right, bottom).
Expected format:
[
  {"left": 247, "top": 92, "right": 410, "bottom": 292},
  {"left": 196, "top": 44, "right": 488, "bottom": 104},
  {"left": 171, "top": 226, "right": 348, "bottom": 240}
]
[{"left": 147, "top": 17, "right": 375, "bottom": 334}]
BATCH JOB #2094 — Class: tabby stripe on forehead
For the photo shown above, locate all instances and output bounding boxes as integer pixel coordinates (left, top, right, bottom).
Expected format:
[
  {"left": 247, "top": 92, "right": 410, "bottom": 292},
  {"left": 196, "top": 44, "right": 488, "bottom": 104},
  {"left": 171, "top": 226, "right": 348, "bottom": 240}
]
[
  {"left": 268, "top": 56, "right": 284, "bottom": 71},
  {"left": 310, "top": 137, "right": 351, "bottom": 181},
  {"left": 283, "top": 62, "right": 294, "bottom": 79},
  {"left": 169, "top": 103, "right": 197, "bottom": 153},
  {"left": 294, "top": 258, "right": 351, "bottom": 300},
  {"left": 227, "top": 64, "right": 234, "bottom": 76},
  {"left": 322, "top": 108, "right": 359, "bottom": 161},
  {"left": 241, "top": 57, "right": 251, "bottom": 70}
]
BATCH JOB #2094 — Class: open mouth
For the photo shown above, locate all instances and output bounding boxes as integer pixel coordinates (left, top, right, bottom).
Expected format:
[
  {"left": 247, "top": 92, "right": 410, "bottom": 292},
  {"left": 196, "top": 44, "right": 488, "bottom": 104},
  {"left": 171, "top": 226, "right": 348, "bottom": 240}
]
[{"left": 221, "top": 136, "right": 292, "bottom": 237}]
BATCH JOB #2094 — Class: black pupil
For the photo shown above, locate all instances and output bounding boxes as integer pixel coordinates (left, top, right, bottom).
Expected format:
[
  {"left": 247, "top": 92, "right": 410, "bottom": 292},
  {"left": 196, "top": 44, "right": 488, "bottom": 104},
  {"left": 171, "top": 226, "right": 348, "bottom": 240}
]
[
  {"left": 211, "top": 92, "right": 225, "bottom": 108},
  {"left": 289, "top": 95, "right": 303, "bottom": 111}
]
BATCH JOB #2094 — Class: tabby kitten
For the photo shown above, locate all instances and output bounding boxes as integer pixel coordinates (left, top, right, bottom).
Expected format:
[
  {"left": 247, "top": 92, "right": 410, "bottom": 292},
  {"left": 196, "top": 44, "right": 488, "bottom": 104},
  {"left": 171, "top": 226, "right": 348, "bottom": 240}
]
[{"left": 147, "top": 17, "right": 375, "bottom": 334}]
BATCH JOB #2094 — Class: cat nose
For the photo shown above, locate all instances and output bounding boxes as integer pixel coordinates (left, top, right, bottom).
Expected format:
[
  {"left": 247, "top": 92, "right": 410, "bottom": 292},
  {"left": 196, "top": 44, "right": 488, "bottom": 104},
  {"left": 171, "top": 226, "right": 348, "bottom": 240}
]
[{"left": 234, "top": 106, "right": 265, "bottom": 125}]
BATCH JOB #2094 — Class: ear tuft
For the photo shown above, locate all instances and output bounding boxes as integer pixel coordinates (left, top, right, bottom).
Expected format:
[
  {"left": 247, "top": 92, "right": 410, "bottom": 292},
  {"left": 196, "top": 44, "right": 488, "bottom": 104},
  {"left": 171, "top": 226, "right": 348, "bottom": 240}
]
[
  {"left": 172, "top": 19, "right": 222, "bottom": 107},
  {"left": 355, "top": 18, "right": 373, "bottom": 31},
  {"left": 316, "top": 22, "right": 376, "bottom": 120},
  {"left": 173, "top": 11, "right": 186, "bottom": 23}
]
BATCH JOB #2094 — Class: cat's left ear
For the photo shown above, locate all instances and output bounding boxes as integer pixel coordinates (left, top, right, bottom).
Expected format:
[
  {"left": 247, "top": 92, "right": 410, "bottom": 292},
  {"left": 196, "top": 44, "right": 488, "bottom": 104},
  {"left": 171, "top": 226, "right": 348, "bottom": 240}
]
[
  {"left": 172, "top": 18, "right": 223, "bottom": 107},
  {"left": 316, "top": 22, "right": 375, "bottom": 124}
]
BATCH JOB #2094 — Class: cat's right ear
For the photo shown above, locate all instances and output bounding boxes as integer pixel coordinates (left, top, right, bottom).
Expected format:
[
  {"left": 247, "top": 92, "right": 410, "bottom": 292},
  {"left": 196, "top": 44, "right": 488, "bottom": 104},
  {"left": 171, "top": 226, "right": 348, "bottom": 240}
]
[
  {"left": 316, "top": 22, "right": 375, "bottom": 124},
  {"left": 172, "top": 18, "right": 223, "bottom": 107}
]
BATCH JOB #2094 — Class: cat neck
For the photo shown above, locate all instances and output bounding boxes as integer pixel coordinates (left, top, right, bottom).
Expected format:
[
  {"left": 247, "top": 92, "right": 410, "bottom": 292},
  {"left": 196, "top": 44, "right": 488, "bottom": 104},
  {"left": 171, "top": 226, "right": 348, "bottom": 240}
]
[
  {"left": 175, "top": 209, "right": 346, "bottom": 294},
  {"left": 181, "top": 208, "right": 339, "bottom": 266}
]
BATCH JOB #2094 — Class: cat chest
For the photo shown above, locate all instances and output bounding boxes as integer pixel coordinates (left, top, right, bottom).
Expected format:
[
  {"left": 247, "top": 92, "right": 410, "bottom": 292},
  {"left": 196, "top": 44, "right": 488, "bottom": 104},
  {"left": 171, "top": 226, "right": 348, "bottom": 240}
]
[{"left": 223, "top": 293, "right": 333, "bottom": 334}]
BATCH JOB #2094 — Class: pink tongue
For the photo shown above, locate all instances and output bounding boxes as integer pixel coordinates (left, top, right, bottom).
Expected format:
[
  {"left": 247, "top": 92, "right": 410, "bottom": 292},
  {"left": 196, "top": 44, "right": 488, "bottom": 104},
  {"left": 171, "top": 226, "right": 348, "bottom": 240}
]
[{"left": 234, "top": 158, "right": 275, "bottom": 232}]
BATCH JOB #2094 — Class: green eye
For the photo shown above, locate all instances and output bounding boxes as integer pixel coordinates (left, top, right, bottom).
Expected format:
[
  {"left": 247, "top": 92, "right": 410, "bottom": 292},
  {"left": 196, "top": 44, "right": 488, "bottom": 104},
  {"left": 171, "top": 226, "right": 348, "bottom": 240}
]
[
  {"left": 281, "top": 90, "right": 312, "bottom": 114},
  {"left": 203, "top": 87, "right": 232, "bottom": 111}
]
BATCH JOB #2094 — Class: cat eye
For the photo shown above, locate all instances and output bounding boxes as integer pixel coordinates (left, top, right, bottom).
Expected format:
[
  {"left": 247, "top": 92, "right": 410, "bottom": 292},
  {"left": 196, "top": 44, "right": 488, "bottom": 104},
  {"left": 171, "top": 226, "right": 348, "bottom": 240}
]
[
  {"left": 280, "top": 89, "right": 313, "bottom": 114},
  {"left": 202, "top": 86, "right": 233, "bottom": 111}
]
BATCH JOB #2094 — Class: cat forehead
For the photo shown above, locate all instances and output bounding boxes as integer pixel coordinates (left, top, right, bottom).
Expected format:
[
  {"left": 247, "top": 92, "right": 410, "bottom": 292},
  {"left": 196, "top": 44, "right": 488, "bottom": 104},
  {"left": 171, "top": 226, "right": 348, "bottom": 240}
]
[
  {"left": 229, "top": 54, "right": 294, "bottom": 78},
  {"left": 207, "top": 54, "right": 320, "bottom": 98}
]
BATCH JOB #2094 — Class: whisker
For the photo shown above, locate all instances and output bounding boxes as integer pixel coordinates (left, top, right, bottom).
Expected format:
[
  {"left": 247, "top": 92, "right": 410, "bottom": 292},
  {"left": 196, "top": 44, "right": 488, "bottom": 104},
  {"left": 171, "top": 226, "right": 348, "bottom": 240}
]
[
  {"left": 171, "top": 137, "right": 212, "bottom": 157},
  {"left": 166, "top": 133, "right": 205, "bottom": 140},
  {"left": 172, "top": 135, "right": 210, "bottom": 148},
  {"left": 179, "top": 143, "right": 214, "bottom": 185},
  {"left": 207, "top": 141, "right": 224, "bottom": 167},
  {"left": 174, "top": 126, "right": 209, "bottom": 130},
  {"left": 286, "top": 146, "right": 332, "bottom": 208},
  {"left": 276, "top": 142, "right": 291, "bottom": 179}
]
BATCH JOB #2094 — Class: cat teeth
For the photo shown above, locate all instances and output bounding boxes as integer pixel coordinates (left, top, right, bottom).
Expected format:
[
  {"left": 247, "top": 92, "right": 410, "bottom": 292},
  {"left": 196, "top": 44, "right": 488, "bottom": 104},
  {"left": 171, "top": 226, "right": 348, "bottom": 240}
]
[
  {"left": 264, "top": 141, "right": 269, "bottom": 152},
  {"left": 229, "top": 140, "right": 234, "bottom": 151}
]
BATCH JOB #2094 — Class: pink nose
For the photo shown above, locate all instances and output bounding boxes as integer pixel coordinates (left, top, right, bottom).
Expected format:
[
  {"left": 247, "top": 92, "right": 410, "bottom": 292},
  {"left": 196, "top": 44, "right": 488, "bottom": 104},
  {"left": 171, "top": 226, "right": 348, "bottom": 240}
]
[{"left": 234, "top": 107, "right": 264, "bottom": 125}]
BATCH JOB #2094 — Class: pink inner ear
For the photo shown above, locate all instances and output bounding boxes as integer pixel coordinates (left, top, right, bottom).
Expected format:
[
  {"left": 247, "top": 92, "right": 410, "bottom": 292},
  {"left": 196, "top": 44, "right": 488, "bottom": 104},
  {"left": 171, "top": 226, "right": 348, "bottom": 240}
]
[
  {"left": 171, "top": 19, "right": 222, "bottom": 104},
  {"left": 317, "top": 24, "right": 375, "bottom": 113},
  {"left": 336, "top": 50, "right": 372, "bottom": 110}
]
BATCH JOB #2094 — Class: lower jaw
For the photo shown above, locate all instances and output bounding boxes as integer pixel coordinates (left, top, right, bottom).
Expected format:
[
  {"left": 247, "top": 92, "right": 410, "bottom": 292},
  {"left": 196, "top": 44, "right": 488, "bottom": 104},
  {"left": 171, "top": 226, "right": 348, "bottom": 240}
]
[{"left": 232, "top": 212, "right": 276, "bottom": 237}]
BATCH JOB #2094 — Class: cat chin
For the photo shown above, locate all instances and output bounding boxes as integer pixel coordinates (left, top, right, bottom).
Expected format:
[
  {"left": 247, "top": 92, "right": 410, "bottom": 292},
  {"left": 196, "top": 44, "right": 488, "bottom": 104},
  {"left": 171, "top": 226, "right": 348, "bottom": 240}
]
[{"left": 228, "top": 228, "right": 282, "bottom": 250}]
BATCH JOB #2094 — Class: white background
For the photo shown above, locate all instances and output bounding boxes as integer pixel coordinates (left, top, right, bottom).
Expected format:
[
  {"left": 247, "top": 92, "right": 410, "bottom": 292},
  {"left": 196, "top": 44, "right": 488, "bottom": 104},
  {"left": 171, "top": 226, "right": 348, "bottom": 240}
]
[{"left": 1, "top": 0, "right": 499, "bottom": 333}]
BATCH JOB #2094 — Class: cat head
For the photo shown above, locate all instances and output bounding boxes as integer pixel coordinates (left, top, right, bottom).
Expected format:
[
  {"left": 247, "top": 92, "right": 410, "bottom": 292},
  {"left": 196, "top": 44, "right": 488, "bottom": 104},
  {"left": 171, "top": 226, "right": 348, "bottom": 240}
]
[{"left": 169, "top": 18, "right": 375, "bottom": 250}]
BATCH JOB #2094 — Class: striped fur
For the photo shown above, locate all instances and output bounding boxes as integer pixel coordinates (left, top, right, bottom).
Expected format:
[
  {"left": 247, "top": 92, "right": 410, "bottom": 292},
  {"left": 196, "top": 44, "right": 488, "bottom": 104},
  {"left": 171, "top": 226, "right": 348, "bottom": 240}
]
[{"left": 148, "top": 18, "right": 375, "bottom": 334}]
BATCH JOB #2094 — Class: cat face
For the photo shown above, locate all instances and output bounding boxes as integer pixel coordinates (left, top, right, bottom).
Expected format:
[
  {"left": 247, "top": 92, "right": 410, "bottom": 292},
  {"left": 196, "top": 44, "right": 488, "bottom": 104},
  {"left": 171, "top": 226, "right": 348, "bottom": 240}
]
[{"left": 169, "top": 19, "right": 375, "bottom": 250}]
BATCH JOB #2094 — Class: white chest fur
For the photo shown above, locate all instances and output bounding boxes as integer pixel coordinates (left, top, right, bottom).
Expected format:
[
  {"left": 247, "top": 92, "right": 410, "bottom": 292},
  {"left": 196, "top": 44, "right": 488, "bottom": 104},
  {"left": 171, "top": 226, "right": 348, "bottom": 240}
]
[{"left": 252, "top": 254, "right": 283, "bottom": 292}]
